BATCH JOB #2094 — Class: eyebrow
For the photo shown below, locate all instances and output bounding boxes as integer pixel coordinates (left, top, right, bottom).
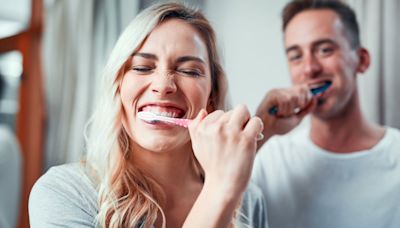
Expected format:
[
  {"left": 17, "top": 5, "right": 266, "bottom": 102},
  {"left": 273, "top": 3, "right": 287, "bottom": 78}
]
[
  {"left": 132, "top": 53, "right": 206, "bottom": 65},
  {"left": 285, "top": 38, "right": 338, "bottom": 54},
  {"left": 285, "top": 45, "right": 300, "bottom": 54},
  {"left": 313, "top": 38, "right": 338, "bottom": 47},
  {"left": 132, "top": 52, "right": 158, "bottom": 60},
  {"left": 176, "top": 56, "right": 206, "bottom": 64}
]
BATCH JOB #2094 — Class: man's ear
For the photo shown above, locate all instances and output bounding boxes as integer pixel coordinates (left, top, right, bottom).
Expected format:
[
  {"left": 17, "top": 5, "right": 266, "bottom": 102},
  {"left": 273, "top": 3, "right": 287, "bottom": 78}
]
[{"left": 356, "top": 48, "right": 370, "bottom": 73}]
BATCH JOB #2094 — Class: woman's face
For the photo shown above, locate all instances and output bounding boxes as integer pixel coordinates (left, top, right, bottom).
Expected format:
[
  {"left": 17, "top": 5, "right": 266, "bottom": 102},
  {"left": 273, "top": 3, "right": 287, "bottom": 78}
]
[{"left": 120, "top": 19, "right": 212, "bottom": 153}]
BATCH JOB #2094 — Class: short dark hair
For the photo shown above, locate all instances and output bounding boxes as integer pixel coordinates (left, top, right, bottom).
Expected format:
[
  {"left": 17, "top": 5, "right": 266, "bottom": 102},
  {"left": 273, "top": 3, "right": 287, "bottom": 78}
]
[{"left": 282, "top": 0, "right": 360, "bottom": 49}]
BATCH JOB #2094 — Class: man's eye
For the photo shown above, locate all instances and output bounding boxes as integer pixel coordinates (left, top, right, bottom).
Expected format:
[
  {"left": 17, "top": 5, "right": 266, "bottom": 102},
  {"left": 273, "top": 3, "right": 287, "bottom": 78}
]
[
  {"left": 288, "top": 53, "right": 302, "bottom": 62},
  {"left": 317, "top": 46, "right": 334, "bottom": 57}
]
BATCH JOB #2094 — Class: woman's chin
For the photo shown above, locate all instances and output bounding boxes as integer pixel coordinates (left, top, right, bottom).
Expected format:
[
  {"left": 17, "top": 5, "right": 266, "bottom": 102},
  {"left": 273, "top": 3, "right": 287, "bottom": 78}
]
[{"left": 136, "top": 136, "right": 190, "bottom": 153}]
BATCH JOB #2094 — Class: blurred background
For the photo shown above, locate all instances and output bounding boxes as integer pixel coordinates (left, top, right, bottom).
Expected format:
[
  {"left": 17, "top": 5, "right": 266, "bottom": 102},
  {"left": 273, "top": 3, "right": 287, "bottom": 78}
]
[{"left": 0, "top": 0, "right": 399, "bottom": 227}]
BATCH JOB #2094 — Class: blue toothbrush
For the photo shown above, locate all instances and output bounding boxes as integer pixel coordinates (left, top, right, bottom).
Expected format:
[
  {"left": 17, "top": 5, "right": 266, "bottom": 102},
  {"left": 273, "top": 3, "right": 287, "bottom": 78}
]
[{"left": 268, "top": 81, "right": 332, "bottom": 116}]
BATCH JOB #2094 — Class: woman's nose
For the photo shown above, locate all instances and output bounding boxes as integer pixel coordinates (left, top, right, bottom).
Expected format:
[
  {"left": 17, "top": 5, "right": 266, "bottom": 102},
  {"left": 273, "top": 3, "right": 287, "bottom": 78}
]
[{"left": 150, "top": 71, "right": 177, "bottom": 96}]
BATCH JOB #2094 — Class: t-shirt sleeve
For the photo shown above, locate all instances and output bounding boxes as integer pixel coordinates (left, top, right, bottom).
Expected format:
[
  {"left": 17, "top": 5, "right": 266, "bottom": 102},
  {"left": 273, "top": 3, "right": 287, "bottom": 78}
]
[
  {"left": 29, "top": 166, "right": 97, "bottom": 228},
  {"left": 239, "top": 183, "right": 269, "bottom": 228}
]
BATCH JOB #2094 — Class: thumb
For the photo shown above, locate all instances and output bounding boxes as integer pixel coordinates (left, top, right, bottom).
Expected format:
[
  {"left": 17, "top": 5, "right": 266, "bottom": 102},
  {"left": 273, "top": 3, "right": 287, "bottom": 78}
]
[
  {"left": 296, "top": 97, "right": 317, "bottom": 119},
  {"left": 189, "top": 109, "right": 208, "bottom": 129}
]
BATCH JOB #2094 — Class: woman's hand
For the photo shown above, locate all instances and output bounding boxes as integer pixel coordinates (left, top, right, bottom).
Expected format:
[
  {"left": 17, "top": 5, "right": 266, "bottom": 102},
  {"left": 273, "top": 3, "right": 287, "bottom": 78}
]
[
  {"left": 184, "top": 104, "right": 263, "bottom": 228},
  {"left": 188, "top": 104, "right": 263, "bottom": 197}
]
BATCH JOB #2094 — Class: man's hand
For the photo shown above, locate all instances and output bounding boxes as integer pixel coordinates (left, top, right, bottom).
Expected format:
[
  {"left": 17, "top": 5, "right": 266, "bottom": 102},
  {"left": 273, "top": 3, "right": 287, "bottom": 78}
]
[{"left": 255, "top": 84, "right": 317, "bottom": 150}]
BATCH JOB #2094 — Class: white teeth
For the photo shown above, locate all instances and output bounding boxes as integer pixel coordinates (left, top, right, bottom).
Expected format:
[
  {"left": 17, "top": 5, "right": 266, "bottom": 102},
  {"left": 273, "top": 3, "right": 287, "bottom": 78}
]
[
  {"left": 141, "top": 107, "right": 180, "bottom": 118},
  {"left": 158, "top": 112, "right": 178, "bottom": 118}
]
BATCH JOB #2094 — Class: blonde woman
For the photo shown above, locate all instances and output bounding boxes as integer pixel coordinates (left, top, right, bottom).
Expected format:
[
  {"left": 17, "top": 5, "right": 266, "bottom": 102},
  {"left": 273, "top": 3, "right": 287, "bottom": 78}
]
[{"left": 29, "top": 3, "right": 266, "bottom": 228}]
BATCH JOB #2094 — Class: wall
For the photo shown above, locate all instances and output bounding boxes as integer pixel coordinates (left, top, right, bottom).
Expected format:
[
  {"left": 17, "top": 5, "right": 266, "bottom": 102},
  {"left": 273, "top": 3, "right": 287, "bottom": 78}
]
[{"left": 205, "top": 0, "right": 290, "bottom": 113}]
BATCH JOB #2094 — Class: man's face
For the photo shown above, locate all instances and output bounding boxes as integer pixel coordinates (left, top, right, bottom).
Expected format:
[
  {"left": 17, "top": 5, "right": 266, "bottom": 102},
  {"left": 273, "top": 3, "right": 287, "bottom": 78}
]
[{"left": 284, "top": 9, "right": 364, "bottom": 119}]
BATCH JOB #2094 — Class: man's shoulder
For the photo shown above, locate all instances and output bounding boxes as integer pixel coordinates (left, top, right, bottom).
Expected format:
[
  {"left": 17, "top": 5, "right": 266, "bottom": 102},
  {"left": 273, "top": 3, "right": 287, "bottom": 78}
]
[
  {"left": 386, "top": 127, "right": 400, "bottom": 136},
  {"left": 243, "top": 182, "right": 264, "bottom": 203},
  {"left": 383, "top": 127, "right": 400, "bottom": 146}
]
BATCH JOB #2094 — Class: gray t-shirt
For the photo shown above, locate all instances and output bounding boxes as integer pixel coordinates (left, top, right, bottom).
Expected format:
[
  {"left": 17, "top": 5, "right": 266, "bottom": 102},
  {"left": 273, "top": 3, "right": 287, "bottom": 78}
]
[{"left": 29, "top": 163, "right": 267, "bottom": 228}]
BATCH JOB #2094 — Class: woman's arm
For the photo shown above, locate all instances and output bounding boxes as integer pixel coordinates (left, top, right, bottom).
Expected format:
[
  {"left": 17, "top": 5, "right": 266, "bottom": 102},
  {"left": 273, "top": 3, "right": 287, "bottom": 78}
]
[{"left": 185, "top": 105, "right": 263, "bottom": 227}]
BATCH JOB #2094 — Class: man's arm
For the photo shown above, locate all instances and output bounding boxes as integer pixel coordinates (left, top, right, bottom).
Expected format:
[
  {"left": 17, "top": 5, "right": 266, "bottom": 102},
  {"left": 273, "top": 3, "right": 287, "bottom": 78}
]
[{"left": 255, "top": 85, "right": 317, "bottom": 151}]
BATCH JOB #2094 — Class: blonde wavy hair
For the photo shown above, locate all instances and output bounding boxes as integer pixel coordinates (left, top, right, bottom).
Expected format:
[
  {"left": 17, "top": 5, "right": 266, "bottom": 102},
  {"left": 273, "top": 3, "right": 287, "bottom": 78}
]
[{"left": 84, "top": 2, "right": 232, "bottom": 228}]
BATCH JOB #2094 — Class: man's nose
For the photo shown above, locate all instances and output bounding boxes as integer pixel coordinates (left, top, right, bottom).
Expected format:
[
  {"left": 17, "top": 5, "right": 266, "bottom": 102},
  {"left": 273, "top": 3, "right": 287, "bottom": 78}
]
[
  {"left": 150, "top": 71, "right": 177, "bottom": 96},
  {"left": 303, "top": 54, "right": 322, "bottom": 78}
]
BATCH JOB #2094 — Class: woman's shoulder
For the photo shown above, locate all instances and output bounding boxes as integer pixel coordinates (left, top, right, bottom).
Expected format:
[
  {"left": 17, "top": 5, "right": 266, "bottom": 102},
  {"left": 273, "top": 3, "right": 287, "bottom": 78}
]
[
  {"left": 29, "top": 163, "right": 98, "bottom": 227},
  {"left": 35, "top": 163, "right": 96, "bottom": 193}
]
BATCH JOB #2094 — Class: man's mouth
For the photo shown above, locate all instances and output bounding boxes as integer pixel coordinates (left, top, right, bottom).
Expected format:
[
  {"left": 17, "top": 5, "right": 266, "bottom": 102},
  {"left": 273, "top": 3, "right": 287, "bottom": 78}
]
[{"left": 310, "top": 80, "right": 332, "bottom": 96}]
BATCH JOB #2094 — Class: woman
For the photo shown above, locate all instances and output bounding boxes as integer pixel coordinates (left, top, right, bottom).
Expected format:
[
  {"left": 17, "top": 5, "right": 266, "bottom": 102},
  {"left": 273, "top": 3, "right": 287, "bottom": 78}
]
[{"left": 29, "top": 3, "right": 266, "bottom": 228}]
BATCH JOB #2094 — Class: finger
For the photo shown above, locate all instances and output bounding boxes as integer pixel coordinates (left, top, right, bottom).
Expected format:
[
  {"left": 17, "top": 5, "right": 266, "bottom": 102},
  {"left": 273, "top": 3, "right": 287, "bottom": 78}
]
[
  {"left": 219, "top": 109, "right": 234, "bottom": 123},
  {"left": 229, "top": 104, "right": 250, "bottom": 129},
  {"left": 263, "top": 89, "right": 284, "bottom": 116},
  {"left": 292, "top": 85, "right": 311, "bottom": 113},
  {"left": 202, "top": 109, "right": 225, "bottom": 125},
  {"left": 298, "top": 86, "right": 312, "bottom": 108},
  {"left": 189, "top": 109, "right": 208, "bottom": 129},
  {"left": 279, "top": 92, "right": 299, "bottom": 117},
  {"left": 243, "top": 116, "right": 264, "bottom": 141},
  {"left": 277, "top": 93, "right": 291, "bottom": 116},
  {"left": 296, "top": 96, "right": 317, "bottom": 119},
  {"left": 288, "top": 93, "right": 300, "bottom": 114}
]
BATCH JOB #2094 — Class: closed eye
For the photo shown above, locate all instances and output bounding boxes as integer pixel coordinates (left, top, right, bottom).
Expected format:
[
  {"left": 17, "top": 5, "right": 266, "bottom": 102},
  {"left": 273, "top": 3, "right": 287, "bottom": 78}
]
[
  {"left": 177, "top": 68, "right": 204, "bottom": 77},
  {"left": 132, "top": 66, "right": 153, "bottom": 74}
]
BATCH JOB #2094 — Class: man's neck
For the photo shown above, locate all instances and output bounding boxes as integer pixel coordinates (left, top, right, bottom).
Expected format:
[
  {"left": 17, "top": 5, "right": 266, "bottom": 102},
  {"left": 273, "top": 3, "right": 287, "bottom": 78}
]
[{"left": 310, "top": 95, "right": 385, "bottom": 153}]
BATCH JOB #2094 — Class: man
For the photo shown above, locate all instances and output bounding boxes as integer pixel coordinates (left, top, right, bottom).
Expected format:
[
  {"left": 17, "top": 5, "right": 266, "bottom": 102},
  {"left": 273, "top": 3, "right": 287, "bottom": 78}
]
[{"left": 253, "top": 0, "right": 400, "bottom": 228}]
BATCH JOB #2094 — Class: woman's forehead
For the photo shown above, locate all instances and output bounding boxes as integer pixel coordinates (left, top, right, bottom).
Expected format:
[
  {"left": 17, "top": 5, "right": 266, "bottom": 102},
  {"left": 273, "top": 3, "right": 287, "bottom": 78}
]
[{"left": 136, "top": 19, "right": 209, "bottom": 62}]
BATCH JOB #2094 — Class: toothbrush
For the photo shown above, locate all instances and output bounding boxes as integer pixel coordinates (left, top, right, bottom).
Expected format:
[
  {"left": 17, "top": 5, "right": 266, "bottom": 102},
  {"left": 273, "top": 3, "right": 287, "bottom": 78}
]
[
  {"left": 138, "top": 111, "right": 191, "bottom": 127},
  {"left": 268, "top": 81, "right": 332, "bottom": 116},
  {"left": 137, "top": 111, "right": 264, "bottom": 141}
]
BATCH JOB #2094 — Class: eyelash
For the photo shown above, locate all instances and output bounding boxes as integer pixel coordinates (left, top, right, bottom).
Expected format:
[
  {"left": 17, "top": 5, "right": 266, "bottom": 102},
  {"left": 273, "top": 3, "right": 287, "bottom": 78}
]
[
  {"left": 131, "top": 66, "right": 153, "bottom": 73},
  {"left": 289, "top": 54, "right": 301, "bottom": 62},
  {"left": 318, "top": 47, "right": 334, "bottom": 55},
  {"left": 288, "top": 46, "right": 334, "bottom": 62},
  {"left": 177, "top": 69, "right": 203, "bottom": 77},
  {"left": 131, "top": 66, "right": 203, "bottom": 77}
]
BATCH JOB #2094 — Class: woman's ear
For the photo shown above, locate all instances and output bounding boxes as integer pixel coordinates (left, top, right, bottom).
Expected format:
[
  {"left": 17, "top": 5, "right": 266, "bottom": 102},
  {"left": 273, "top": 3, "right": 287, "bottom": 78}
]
[
  {"left": 356, "top": 48, "right": 370, "bottom": 73},
  {"left": 206, "top": 98, "right": 215, "bottom": 113}
]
